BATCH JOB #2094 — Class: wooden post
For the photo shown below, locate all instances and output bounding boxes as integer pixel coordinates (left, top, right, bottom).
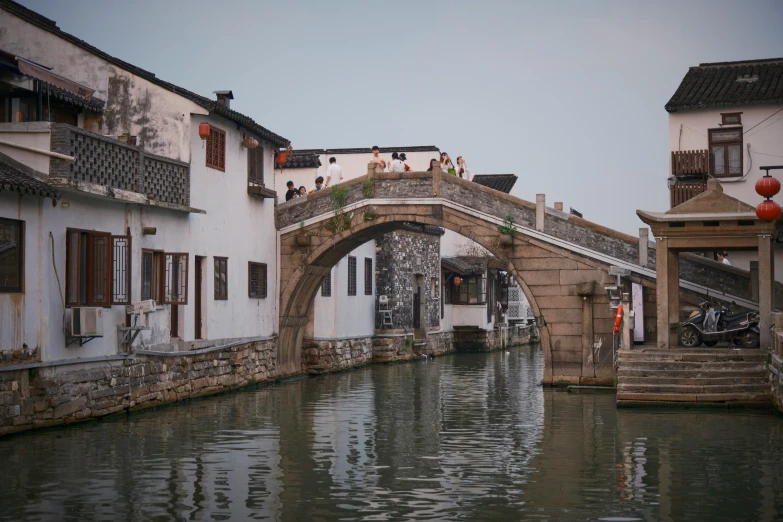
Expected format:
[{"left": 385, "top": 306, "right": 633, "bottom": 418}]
[
  {"left": 759, "top": 236, "right": 774, "bottom": 350},
  {"left": 656, "top": 237, "right": 670, "bottom": 349}
]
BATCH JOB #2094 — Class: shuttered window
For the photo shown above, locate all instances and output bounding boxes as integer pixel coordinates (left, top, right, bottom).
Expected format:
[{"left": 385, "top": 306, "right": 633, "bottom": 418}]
[
  {"left": 364, "top": 258, "right": 373, "bottom": 296},
  {"left": 214, "top": 257, "right": 228, "bottom": 300},
  {"left": 164, "top": 253, "right": 188, "bottom": 305},
  {"left": 247, "top": 145, "right": 264, "bottom": 185},
  {"left": 248, "top": 262, "right": 267, "bottom": 298},
  {"left": 347, "top": 256, "right": 357, "bottom": 296},
  {"left": 0, "top": 218, "right": 23, "bottom": 293},
  {"left": 65, "top": 229, "right": 130, "bottom": 307},
  {"left": 321, "top": 270, "right": 331, "bottom": 297},
  {"left": 206, "top": 126, "right": 226, "bottom": 171}
]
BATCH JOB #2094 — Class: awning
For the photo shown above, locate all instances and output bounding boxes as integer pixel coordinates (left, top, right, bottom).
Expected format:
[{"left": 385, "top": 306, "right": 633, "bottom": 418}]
[{"left": 17, "top": 57, "right": 95, "bottom": 99}]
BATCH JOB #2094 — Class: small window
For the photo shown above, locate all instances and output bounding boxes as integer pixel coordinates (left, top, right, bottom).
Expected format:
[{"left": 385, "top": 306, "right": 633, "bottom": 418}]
[
  {"left": 709, "top": 128, "right": 742, "bottom": 177},
  {"left": 455, "top": 274, "right": 487, "bottom": 305},
  {"left": 247, "top": 144, "right": 264, "bottom": 185},
  {"left": 141, "top": 250, "right": 162, "bottom": 302},
  {"left": 430, "top": 278, "right": 437, "bottom": 298},
  {"left": 214, "top": 257, "right": 228, "bottom": 300},
  {"left": 65, "top": 229, "right": 131, "bottom": 307},
  {"left": 164, "top": 253, "right": 188, "bottom": 305},
  {"left": 347, "top": 256, "right": 357, "bottom": 296},
  {"left": 321, "top": 270, "right": 332, "bottom": 297},
  {"left": 444, "top": 276, "right": 452, "bottom": 304},
  {"left": 721, "top": 112, "right": 742, "bottom": 126},
  {"left": 248, "top": 262, "right": 267, "bottom": 298},
  {"left": 206, "top": 126, "right": 226, "bottom": 172},
  {"left": 0, "top": 218, "right": 23, "bottom": 293},
  {"left": 364, "top": 258, "right": 373, "bottom": 296}
]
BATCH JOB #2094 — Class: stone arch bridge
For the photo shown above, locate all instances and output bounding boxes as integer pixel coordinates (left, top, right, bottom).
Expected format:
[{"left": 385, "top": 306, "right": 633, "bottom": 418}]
[{"left": 275, "top": 166, "right": 761, "bottom": 385}]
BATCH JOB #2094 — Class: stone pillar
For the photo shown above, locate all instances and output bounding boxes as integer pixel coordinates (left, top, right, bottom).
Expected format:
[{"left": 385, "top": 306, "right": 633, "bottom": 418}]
[
  {"left": 622, "top": 292, "right": 632, "bottom": 352},
  {"left": 536, "top": 194, "right": 545, "bottom": 231},
  {"left": 656, "top": 238, "right": 670, "bottom": 349},
  {"left": 775, "top": 313, "right": 783, "bottom": 357},
  {"left": 581, "top": 294, "right": 595, "bottom": 378},
  {"left": 667, "top": 249, "right": 680, "bottom": 348},
  {"left": 639, "top": 228, "right": 649, "bottom": 267},
  {"left": 750, "top": 260, "right": 759, "bottom": 302},
  {"left": 554, "top": 202, "right": 563, "bottom": 211},
  {"left": 432, "top": 164, "right": 441, "bottom": 197},
  {"left": 759, "top": 236, "right": 774, "bottom": 350}
]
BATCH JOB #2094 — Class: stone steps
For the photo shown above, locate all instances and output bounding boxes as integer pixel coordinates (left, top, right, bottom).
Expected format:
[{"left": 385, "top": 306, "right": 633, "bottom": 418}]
[{"left": 616, "top": 348, "right": 772, "bottom": 407}]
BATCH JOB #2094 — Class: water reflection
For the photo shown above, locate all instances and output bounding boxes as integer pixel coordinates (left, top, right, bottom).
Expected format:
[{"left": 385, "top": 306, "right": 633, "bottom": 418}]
[{"left": 1, "top": 347, "right": 782, "bottom": 521}]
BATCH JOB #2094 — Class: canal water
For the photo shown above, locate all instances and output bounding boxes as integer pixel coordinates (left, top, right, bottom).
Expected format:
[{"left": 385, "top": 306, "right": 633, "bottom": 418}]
[{"left": 2, "top": 347, "right": 783, "bottom": 521}]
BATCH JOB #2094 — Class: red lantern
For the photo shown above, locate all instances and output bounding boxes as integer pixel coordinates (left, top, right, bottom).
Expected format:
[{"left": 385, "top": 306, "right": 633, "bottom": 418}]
[
  {"left": 198, "top": 122, "right": 211, "bottom": 140},
  {"left": 756, "top": 175, "right": 781, "bottom": 198},
  {"left": 276, "top": 151, "right": 287, "bottom": 166},
  {"left": 453, "top": 276, "right": 461, "bottom": 287},
  {"left": 756, "top": 200, "right": 781, "bottom": 221}
]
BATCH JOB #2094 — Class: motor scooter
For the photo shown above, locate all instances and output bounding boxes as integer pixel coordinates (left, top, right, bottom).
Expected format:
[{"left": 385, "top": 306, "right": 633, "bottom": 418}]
[{"left": 679, "top": 301, "right": 760, "bottom": 348}]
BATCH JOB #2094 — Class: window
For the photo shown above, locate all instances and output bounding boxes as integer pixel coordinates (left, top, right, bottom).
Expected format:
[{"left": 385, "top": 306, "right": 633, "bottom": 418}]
[
  {"left": 444, "top": 275, "right": 452, "bottom": 304},
  {"left": 709, "top": 128, "right": 742, "bottom": 177},
  {"left": 248, "top": 262, "right": 267, "bottom": 298},
  {"left": 66, "top": 229, "right": 131, "bottom": 307},
  {"left": 214, "top": 257, "right": 228, "bottom": 300},
  {"left": 430, "top": 278, "right": 437, "bottom": 298},
  {"left": 247, "top": 144, "right": 264, "bottom": 185},
  {"left": 721, "top": 112, "right": 742, "bottom": 126},
  {"left": 452, "top": 274, "right": 487, "bottom": 305},
  {"left": 0, "top": 218, "right": 23, "bottom": 293},
  {"left": 142, "top": 250, "right": 188, "bottom": 305},
  {"left": 347, "top": 256, "right": 357, "bottom": 296},
  {"left": 321, "top": 270, "right": 332, "bottom": 297},
  {"left": 206, "top": 126, "right": 226, "bottom": 171},
  {"left": 364, "top": 258, "right": 373, "bottom": 296}
]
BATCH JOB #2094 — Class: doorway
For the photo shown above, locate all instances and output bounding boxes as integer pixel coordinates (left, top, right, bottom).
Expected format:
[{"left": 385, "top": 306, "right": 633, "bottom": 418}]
[{"left": 194, "top": 256, "right": 204, "bottom": 339}]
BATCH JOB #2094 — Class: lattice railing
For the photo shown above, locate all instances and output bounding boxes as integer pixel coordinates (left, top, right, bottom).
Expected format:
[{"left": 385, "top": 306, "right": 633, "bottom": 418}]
[{"left": 50, "top": 124, "right": 190, "bottom": 207}]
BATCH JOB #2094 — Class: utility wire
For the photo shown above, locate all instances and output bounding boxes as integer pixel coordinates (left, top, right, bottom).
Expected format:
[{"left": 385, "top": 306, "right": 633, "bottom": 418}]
[{"left": 743, "top": 106, "right": 783, "bottom": 135}]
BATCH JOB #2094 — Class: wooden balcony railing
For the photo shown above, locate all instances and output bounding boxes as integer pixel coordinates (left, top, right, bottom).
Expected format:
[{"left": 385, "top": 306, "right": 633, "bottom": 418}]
[
  {"left": 670, "top": 182, "right": 706, "bottom": 208},
  {"left": 671, "top": 149, "right": 709, "bottom": 176}
]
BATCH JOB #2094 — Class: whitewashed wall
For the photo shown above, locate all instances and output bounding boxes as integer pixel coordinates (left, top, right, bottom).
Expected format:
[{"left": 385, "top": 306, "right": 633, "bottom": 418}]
[{"left": 668, "top": 104, "right": 783, "bottom": 278}]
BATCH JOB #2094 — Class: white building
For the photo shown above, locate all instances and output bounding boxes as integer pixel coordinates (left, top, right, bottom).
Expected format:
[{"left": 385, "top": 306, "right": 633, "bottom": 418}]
[
  {"left": 666, "top": 57, "right": 783, "bottom": 278},
  {"left": 0, "top": 4, "right": 286, "bottom": 363}
]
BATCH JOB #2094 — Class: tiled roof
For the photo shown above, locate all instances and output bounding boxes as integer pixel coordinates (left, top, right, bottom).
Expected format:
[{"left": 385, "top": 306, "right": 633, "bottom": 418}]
[
  {"left": 441, "top": 256, "right": 485, "bottom": 275},
  {"left": 42, "top": 81, "right": 104, "bottom": 112},
  {"left": 294, "top": 146, "right": 440, "bottom": 155},
  {"left": 0, "top": 155, "right": 59, "bottom": 199},
  {"left": 0, "top": 0, "right": 289, "bottom": 147},
  {"left": 666, "top": 58, "right": 783, "bottom": 112},
  {"left": 281, "top": 151, "right": 322, "bottom": 169},
  {"left": 472, "top": 174, "right": 517, "bottom": 194}
]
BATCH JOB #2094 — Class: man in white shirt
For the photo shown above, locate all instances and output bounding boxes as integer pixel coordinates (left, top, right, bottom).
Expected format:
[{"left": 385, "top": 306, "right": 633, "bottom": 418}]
[
  {"left": 369, "top": 145, "right": 387, "bottom": 170},
  {"left": 390, "top": 152, "right": 405, "bottom": 173},
  {"left": 324, "top": 157, "right": 342, "bottom": 188},
  {"left": 718, "top": 251, "right": 731, "bottom": 265}
]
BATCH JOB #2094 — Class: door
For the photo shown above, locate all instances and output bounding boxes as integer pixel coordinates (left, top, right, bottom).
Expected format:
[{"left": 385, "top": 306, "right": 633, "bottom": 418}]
[
  {"left": 413, "top": 286, "right": 421, "bottom": 329},
  {"left": 194, "top": 256, "right": 204, "bottom": 339},
  {"left": 170, "top": 303, "right": 179, "bottom": 339}
]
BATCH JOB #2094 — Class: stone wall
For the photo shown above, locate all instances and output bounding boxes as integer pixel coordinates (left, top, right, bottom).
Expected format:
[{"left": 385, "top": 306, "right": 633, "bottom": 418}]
[
  {"left": 376, "top": 228, "right": 442, "bottom": 330},
  {"left": 453, "top": 326, "right": 533, "bottom": 352},
  {"left": 302, "top": 337, "right": 372, "bottom": 374},
  {"left": 0, "top": 338, "right": 277, "bottom": 437}
]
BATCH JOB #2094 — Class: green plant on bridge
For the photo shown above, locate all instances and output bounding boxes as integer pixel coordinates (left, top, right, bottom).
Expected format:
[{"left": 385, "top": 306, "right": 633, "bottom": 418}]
[
  {"left": 362, "top": 177, "right": 376, "bottom": 198},
  {"left": 498, "top": 215, "right": 516, "bottom": 235},
  {"left": 327, "top": 186, "right": 352, "bottom": 233},
  {"left": 363, "top": 207, "right": 379, "bottom": 221}
]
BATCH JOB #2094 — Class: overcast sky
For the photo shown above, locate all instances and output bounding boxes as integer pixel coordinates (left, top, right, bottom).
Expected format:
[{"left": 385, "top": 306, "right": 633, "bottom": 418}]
[{"left": 19, "top": 0, "right": 783, "bottom": 234}]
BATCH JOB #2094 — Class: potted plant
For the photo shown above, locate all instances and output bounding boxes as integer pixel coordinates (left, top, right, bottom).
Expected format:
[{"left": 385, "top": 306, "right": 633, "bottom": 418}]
[
  {"left": 497, "top": 215, "right": 516, "bottom": 246},
  {"left": 296, "top": 222, "right": 311, "bottom": 247}
]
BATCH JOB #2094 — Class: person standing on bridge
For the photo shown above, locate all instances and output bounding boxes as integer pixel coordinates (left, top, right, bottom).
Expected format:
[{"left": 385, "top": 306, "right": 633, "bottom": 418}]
[
  {"left": 440, "top": 152, "right": 456, "bottom": 175},
  {"left": 456, "top": 156, "right": 471, "bottom": 181},
  {"left": 390, "top": 152, "right": 405, "bottom": 173},
  {"left": 324, "top": 157, "right": 342, "bottom": 188},
  {"left": 400, "top": 153, "right": 411, "bottom": 172},
  {"left": 370, "top": 145, "right": 387, "bottom": 170},
  {"left": 285, "top": 180, "right": 298, "bottom": 201},
  {"left": 308, "top": 176, "right": 325, "bottom": 194}
]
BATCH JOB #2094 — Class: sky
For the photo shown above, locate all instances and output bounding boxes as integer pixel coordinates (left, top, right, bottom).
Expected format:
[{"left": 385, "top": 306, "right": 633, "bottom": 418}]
[{"left": 18, "top": 0, "right": 783, "bottom": 234}]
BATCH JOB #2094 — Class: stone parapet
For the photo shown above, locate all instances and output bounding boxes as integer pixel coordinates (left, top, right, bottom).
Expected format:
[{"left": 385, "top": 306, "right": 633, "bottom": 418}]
[{"left": 0, "top": 338, "right": 277, "bottom": 437}]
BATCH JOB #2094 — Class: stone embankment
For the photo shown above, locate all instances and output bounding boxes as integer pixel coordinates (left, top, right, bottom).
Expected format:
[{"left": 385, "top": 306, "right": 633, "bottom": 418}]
[{"left": 1, "top": 326, "right": 534, "bottom": 436}]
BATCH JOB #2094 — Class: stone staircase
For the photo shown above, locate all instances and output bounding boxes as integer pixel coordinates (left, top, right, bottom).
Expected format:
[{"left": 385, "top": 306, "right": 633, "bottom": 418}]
[{"left": 616, "top": 348, "right": 772, "bottom": 407}]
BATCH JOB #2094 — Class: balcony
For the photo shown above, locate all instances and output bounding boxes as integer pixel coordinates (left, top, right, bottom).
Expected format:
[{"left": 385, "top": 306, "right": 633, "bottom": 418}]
[
  {"left": 247, "top": 176, "right": 275, "bottom": 198},
  {"left": 48, "top": 124, "right": 195, "bottom": 210},
  {"left": 671, "top": 149, "right": 709, "bottom": 177}
]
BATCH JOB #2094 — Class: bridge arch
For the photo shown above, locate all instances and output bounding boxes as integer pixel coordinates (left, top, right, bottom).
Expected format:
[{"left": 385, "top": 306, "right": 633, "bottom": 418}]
[{"left": 277, "top": 173, "right": 622, "bottom": 385}]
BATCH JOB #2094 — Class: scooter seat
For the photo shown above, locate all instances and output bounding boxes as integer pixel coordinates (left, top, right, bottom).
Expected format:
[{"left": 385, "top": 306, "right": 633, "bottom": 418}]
[{"left": 722, "top": 312, "right": 748, "bottom": 322}]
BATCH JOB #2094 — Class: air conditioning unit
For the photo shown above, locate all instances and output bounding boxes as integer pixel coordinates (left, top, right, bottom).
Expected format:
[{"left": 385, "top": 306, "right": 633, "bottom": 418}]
[
  {"left": 71, "top": 307, "right": 104, "bottom": 337},
  {"left": 126, "top": 300, "right": 156, "bottom": 315}
]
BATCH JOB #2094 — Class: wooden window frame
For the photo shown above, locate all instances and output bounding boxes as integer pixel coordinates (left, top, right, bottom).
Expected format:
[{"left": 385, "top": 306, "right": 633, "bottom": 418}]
[
  {"left": 708, "top": 127, "right": 743, "bottom": 178},
  {"left": 206, "top": 126, "right": 226, "bottom": 172},
  {"left": 111, "top": 235, "right": 131, "bottom": 305},
  {"left": 347, "top": 256, "right": 357, "bottom": 297},
  {"left": 248, "top": 261, "right": 267, "bottom": 299},
  {"left": 721, "top": 112, "right": 742, "bottom": 126},
  {"left": 65, "top": 228, "right": 130, "bottom": 307},
  {"left": 214, "top": 256, "right": 228, "bottom": 300},
  {"left": 321, "top": 269, "right": 332, "bottom": 297},
  {"left": 453, "top": 274, "right": 487, "bottom": 306},
  {"left": 364, "top": 257, "right": 373, "bottom": 296},
  {"left": 163, "top": 253, "right": 189, "bottom": 305},
  {"left": 141, "top": 249, "right": 163, "bottom": 303},
  {"left": 247, "top": 143, "right": 265, "bottom": 186},
  {"left": 0, "top": 217, "right": 24, "bottom": 293}
]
